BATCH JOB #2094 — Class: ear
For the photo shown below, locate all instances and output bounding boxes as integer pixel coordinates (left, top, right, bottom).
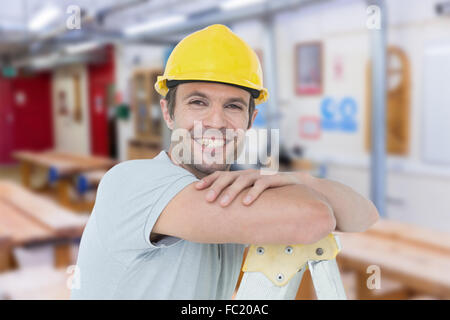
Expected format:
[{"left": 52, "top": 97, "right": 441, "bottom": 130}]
[
  {"left": 247, "top": 108, "right": 259, "bottom": 130},
  {"left": 160, "top": 99, "right": 174, "bottom": 130}
]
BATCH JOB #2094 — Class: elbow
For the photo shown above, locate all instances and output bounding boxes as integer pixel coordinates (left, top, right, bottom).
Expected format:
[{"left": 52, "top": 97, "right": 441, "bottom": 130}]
[
  {"left": 293, "top": 200, "right": 336, "bottom": 244},
  {"left": 338, "top": 200, "right": 381, "bottom": 233},
  {"left": 354, "top": 200, "right": 380, "bottom": 232},
  {"left": 364, "top": 201, "right": 380, "bottom": 230}
]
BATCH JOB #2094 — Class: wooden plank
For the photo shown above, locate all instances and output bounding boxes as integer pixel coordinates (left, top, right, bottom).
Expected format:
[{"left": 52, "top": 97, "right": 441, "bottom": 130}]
[
  {"left": 364, "top": 219, "right": 450, "bottom": 254},
  {"left": 13, "top": 150, "right": 116, "bottom": 176},
  {"left": 0, "top": 201, "right": 52, "bottom": 245},
  {"left": 0, "top": 182, "right": 87, "bottom": 270},
  {"left": 338, "top": 232, "right": 450, "bottom": 298},
  {"left": 45, "top": 152, "right": 116, "bottom": 174},
  {"left": 14, "top": 151, "right": 75, "bottom": 170},
  {"left": 12, "top": 151, "right": 114, "bottom": 211},
  {"left": 0, "top": 181, "right": 88, "bottom": 237}
]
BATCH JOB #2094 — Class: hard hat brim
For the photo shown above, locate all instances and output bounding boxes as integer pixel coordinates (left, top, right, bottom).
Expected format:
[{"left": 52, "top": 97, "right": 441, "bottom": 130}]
[
  {"left": 166, "top": 79, "right": 261, "bottom": 99},
  {"left": 155, "top": 75, "right": 268, "bottom": 105}
]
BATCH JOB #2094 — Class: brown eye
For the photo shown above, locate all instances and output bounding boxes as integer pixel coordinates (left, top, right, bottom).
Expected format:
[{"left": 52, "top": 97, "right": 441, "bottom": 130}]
[
  {"left": 189, "top": 100, "right": 206, "bottom": 106},
  {"left": 226, "top": 104, "right": 243, "bottom": 110}
]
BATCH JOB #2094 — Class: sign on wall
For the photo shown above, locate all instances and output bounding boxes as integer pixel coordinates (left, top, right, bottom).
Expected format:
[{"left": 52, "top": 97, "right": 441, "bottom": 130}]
[{"left": 320, "top": 96, "right": 358, "bottom": 133}]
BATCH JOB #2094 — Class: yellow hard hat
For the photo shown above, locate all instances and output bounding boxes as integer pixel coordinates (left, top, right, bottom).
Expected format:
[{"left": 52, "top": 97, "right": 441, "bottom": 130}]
[{"left": 154, "top": 24, "right": 268, "bottom": 105}]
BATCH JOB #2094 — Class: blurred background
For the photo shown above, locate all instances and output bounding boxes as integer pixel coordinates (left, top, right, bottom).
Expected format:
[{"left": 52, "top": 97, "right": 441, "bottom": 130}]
[{"left": 0, "top": 0, "right": 449, "bottom": 300}]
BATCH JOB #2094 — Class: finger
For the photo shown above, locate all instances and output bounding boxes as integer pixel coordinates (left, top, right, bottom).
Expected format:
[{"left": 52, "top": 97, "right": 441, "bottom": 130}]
[
  {"left": 242, "top": 174, "right": 300, "bottom": 205},
  {"left": 242, "top": 178, "right": 271, "bottom": 205},
  {"left": 255, "top": 173, "right": 299, "bottom": 188},
  {"left": 218, "top": 175, "right": 256, "bottom": 207},
  {"left": 195, "top": 171, "right": 220, "bottom": 189},
  {"left": 205, "top": 172, "right": 238, "bottom": 202}
]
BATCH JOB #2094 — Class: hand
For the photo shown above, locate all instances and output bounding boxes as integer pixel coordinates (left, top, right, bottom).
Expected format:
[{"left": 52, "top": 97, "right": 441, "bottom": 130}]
[{"left": 195, "top": 169, "right": 306, "bottom": 207}]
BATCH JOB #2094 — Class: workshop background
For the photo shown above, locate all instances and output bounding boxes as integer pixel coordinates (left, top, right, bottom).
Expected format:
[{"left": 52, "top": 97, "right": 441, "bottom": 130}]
[{"left": 0, "top": 0, "right": 450, "bottom": 300}]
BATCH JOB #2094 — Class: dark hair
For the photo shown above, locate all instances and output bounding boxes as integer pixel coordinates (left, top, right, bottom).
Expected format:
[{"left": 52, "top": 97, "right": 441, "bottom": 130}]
[{"left": 164, "top": 85, "right": 256, "bottom": 129}]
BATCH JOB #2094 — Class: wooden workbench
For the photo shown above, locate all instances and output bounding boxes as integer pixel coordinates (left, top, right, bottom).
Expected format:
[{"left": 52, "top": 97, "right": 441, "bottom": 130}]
[
  {"left": 337, "top": 219, "right": 450, "bottom": 299},
  {"left": 0, "top": 180, "right": 88, "bottom": 272},
  {"left": 13, "top": 150, "right": 116, "bottom": 211}
]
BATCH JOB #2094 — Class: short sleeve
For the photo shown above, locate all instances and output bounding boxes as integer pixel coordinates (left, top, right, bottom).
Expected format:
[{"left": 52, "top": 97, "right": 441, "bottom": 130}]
[
  {"left": 93, "top": 158, "right": 199, "bottom": 262},
  {"left": 144, "top": 174, "right": 199, "bottom": 249}
]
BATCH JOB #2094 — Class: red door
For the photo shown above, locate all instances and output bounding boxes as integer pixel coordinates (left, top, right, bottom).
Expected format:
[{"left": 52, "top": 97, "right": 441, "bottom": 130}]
[
  {"left": 88, "top": 45, "right": 115, "bottom": 157},
  {"left": 0, "top": 73, "right": 53, "bottom": 164},
  {"left": 11, "top": 73, "right": 53, "bottom": 152},
  {"left": 0, "top": 78, "right": 14, "bottom": 164},
  {"left": 89, "top": 79, "right": 109, "bottom": 156}
]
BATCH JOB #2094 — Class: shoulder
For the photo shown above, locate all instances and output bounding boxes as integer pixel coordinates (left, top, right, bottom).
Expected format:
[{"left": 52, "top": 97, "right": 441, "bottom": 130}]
[
  {"left": 98, "top": 159, "right": 151, "bottom": 187},
  {"left": 99, "top": 154, "right": 195, "bottom": 191}
]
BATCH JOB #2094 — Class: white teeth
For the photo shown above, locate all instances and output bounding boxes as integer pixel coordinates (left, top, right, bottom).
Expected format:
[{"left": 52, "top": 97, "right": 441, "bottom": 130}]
[{"left": 199, "top": 138, "right": 225, "bottom": 148}]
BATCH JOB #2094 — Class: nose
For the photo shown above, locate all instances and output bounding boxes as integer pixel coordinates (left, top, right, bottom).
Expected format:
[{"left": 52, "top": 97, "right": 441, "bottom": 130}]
[{"left": 202, "top": 103, "right": 227, "bottom": 129}]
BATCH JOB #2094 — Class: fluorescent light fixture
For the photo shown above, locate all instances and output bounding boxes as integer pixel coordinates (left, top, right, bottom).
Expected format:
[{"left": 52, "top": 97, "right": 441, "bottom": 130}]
[
  {"left": 220, "top": 0, "right": 266, "bottom": 11},
  {"left": 28, "top": 5, "right": 61, "bottom": 31},
  {"left": 65, "top": 41, "right": 102, "bottom": 55},
  {"left": 124, "top": 15, "right": 186, "bottom": 36},
  {"left": 30, "top": 52, "right": 60, "bottom": 69}
]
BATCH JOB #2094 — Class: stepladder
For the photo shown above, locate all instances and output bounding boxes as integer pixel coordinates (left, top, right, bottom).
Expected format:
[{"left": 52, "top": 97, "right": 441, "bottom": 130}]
[{"left": 235, "top": 233, "right": 347, "bottom": 300}]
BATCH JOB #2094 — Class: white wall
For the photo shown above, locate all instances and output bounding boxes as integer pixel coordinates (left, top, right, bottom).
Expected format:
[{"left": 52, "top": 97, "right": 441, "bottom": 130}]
[{"left": 51, "top": 64, "right": 91, "bottom": 155}]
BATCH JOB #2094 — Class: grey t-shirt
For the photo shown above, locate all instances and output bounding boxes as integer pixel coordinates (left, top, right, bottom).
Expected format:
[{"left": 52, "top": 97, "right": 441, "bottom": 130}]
[{"left": 71, "top": 150, "right": 245, "bottom": 299}]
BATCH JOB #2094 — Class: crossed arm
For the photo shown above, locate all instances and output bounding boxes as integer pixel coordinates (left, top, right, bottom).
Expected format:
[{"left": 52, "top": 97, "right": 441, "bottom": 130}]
[
  {"left": 196, "top": 170, "right": 379, "bottom": 233},
  {"left": 152, "top": 170, "right": 379, "bottom": 245}
]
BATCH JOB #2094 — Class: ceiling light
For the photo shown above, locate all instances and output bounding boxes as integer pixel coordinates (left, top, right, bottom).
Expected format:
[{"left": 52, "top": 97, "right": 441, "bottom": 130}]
[
  {"left": 220, "top": 0, "right": 266, "bottom": 11},
  {"left": 28, "top": 5, "right": 62, "bottom": 31},
  {"left": 65, "top": 41, "right": 102, "bottom": 55},
  {"left": 30, "top": 52, "right": 60, "bottom": 69},
  {"left": 124, "top": 15, "right": 186, "bottom": 36}
]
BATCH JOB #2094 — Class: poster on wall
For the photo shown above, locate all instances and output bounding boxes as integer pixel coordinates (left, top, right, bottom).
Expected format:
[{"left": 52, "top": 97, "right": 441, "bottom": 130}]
[
  {"left": 295, "top": 42, "right": 322, "bottom": 95},
  {"left": 299, "top": 116, "right": 321, "bottom": 140}
]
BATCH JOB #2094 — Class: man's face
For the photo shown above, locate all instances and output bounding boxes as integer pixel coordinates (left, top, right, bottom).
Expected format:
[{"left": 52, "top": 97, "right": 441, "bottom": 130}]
[{"left": 162, "top": 82, "right": 257, "bottom": 175}]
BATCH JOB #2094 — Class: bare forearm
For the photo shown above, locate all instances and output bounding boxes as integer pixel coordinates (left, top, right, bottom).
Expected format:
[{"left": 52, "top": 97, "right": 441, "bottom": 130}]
[
  {"left": 297, "top": 172, "right": 379, "bottom": 232},
  {"left": 237, "top": 184, "right": 336, "bottom": 244},
  {"left": 156, "top": 182, "right": 336, "bottom": 245}
]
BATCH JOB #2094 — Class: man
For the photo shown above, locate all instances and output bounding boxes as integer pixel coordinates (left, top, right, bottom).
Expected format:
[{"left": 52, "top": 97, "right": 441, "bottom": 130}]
[{"left": 71, "top": 24, "right": 378, "bottom": 299}]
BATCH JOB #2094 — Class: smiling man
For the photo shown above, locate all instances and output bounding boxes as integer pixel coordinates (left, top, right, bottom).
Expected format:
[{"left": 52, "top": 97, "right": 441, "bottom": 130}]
[
  {"left": 71, "top": 24, "right": 378, "bottom": 300},
  {"left": 165, "top": 82, "right": 251, "bottom": 175}
]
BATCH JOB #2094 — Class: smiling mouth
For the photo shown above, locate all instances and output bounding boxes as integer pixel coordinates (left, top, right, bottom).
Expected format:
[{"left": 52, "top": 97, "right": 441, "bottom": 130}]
[{"left": 193, "top": 137, "right": 233, "bottom": 150}]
